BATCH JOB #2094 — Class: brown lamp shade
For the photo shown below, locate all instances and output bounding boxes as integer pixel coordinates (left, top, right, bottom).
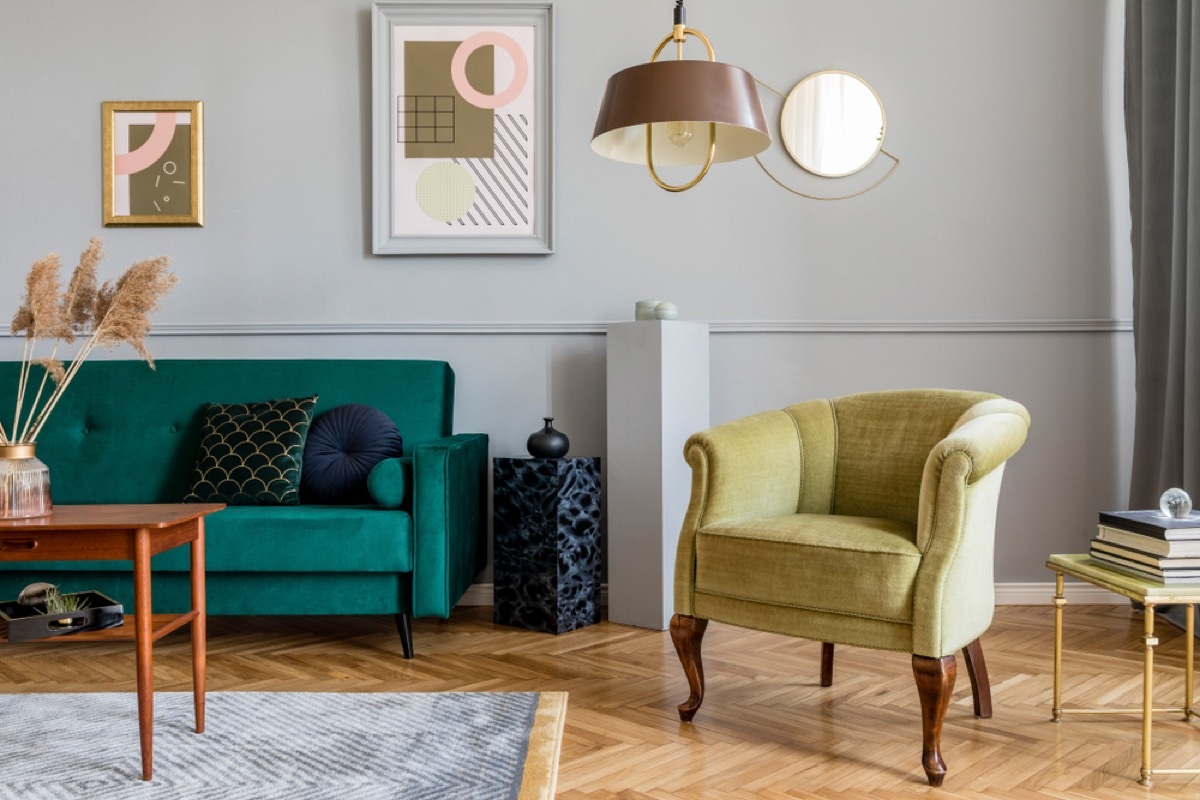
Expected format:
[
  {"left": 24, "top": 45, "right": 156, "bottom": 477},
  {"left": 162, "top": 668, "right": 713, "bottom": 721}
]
[{"left": 591, "top": 59, "right": 771, "bottom": 167}]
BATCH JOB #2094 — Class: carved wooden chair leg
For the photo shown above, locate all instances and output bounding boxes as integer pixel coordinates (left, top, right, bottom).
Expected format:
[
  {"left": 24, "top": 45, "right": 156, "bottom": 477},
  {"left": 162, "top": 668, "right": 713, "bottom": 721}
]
[
  {"left": 961, "top": 638, "right": 992, "bottom": 719},
  {"left": 820, "top": 642, "right": 834, "bottom": 687},
  {"left": 912, "top": 654, "right": 956, "bottom": 787},
  {"left": 670, "top": 614, "right": 709, "bottom": 722}
]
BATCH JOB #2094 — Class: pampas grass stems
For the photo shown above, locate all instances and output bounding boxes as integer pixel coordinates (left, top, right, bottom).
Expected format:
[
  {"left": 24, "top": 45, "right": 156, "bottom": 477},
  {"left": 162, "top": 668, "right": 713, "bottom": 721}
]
[{"left": 5, "top": 239, "right": 175, "bottom": 446}]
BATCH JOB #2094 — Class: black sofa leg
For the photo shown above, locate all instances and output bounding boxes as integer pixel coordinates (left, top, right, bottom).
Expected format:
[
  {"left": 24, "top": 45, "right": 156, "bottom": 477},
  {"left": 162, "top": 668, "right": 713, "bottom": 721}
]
[{"left": 394, "top": 613, "right": 414, "bottom": 659}]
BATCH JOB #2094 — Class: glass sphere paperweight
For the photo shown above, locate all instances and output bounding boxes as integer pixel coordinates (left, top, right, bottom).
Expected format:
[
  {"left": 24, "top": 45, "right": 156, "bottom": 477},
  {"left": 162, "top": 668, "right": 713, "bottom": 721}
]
[{"left": 1160, "top": 487, "right": 1193, "bottom": 518}]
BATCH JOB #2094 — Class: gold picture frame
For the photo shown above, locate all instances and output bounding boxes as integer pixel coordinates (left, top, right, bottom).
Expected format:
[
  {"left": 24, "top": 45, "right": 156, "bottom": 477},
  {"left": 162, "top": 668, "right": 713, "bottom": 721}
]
[{"left": 101, "top": 100, "right": 203, "bottom": 226}]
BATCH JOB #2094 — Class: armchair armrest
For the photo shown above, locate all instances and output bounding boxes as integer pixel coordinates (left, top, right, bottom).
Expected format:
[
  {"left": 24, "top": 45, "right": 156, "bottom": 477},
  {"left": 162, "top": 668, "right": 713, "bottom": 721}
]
[
  {"left": 674, "top": 410, "right": 802, "bottom": 615},
  {"left": 917, "top": 400, "right": 1031, "bottom": 550},
  {"left": 682, "top": 411, "right": 805, "bottom": 527},
  {"left": 933, "top": 398, "right": 1032, "bottom": 485},
  {"left": 411, "top": 432, "right": 489, "bottom": 618},
  {"left": 913, "top": 400, "right": 1030, "bottom": 655}
]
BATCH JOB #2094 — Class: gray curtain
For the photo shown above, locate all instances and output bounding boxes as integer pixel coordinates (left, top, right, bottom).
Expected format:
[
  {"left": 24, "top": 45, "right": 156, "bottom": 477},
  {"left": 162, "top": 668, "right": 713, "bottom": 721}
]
[{"left": 1127, "top": 1, "right": 1200, "bottom": 508}]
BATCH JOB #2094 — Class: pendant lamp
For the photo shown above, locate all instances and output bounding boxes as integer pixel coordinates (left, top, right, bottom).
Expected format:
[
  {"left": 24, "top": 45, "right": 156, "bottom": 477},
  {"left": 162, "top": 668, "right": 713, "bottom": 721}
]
[{"left": 591, "top": 0, "right": 771, "bottom": 192}]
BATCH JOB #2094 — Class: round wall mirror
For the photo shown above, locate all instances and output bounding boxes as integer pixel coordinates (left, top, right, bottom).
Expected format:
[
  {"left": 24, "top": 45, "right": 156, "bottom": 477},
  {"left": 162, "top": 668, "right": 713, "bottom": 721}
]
[{"left": 780, "top": 70, "right": 886, "bottom": 178}]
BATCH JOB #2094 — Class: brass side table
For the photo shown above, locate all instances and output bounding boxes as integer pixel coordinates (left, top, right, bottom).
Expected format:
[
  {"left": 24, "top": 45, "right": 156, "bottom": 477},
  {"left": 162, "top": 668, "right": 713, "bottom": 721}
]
[{"left": 1047, "top": 553, "right": 1200, "bottom": 787}]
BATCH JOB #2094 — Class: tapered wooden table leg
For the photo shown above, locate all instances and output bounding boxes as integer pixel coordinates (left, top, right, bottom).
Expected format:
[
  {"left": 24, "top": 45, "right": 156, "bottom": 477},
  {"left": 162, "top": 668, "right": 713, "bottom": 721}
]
[
  {"left": 191, "top": 520, "right": 207, "bottom": 734},
  {"left": 133, "top": 528, "right": 154, "bottom": 781}
]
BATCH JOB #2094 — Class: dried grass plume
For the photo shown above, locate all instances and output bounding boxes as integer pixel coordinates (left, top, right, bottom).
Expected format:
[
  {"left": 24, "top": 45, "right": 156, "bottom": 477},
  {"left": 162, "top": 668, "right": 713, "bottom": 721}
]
[{"left": 3, "top": 238, "right": 176, "bottom": 444}]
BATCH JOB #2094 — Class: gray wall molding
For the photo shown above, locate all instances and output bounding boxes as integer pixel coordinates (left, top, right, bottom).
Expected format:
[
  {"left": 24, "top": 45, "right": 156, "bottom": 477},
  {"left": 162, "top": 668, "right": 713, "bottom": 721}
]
[{"left": 0, "top": 318, "right": 1131, "bottom": 338}]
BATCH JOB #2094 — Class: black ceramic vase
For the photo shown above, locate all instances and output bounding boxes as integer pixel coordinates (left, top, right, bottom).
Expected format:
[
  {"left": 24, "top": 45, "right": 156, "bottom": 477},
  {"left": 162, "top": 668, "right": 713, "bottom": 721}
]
[{"left": 527, "top": 417, "right": 569, "bottom": 459}]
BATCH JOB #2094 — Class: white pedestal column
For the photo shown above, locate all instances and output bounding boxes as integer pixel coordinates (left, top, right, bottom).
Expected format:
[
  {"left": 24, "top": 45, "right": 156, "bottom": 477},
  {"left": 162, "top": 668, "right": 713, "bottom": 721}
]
[{"left": 605, "top": 321, "right": 710, "bottom": 630}]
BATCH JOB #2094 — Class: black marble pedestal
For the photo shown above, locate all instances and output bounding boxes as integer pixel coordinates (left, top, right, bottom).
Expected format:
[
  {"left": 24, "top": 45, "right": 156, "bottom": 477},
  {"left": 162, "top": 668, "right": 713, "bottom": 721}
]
[{"left": 493, "top": 456, "right": 601, "bottom": 634}]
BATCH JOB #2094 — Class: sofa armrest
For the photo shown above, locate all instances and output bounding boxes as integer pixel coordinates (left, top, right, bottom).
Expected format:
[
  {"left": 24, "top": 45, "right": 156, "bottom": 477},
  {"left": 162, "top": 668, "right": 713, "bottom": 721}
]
[{"left": 411, "top": 432, "right": 489, "bottom": 618}]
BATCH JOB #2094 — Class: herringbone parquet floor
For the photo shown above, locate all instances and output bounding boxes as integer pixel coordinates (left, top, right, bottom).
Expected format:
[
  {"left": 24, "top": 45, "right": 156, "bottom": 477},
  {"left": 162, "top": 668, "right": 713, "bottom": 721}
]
[{"left": 2, "top": 604, "right": 1199, "bottom": 798}]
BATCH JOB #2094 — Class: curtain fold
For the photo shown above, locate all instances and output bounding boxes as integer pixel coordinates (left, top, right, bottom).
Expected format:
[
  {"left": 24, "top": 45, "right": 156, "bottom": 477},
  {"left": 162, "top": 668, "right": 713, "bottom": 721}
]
[{"left": 1127, "top": 0, "right": 1200, "bottom": 507}]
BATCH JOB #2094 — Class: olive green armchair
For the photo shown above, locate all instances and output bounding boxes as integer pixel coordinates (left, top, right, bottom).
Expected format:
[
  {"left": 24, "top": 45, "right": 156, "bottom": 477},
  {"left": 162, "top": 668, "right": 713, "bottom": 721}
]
[{"left": 670, "top": 389, "right": 1030, "bottom": 786}]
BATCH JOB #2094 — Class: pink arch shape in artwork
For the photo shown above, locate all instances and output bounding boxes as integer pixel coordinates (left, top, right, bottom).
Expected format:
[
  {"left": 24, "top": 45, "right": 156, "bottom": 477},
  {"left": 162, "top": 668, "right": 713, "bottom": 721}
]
[
  {"left": 113, "top": 112, "right": 178, "bottom": 176},
  {"left": 450, "top": 31, "right": 529, "bottom": 110}
]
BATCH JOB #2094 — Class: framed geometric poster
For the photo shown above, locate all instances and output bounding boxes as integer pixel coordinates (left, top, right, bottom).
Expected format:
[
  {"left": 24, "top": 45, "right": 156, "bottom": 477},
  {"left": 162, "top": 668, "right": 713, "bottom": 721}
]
[
  {"left": 372, "top": 1, "right": 553, "bottom": 255},
  {"left": 101, "top": 100, "right": 204, "bottom": 226}
]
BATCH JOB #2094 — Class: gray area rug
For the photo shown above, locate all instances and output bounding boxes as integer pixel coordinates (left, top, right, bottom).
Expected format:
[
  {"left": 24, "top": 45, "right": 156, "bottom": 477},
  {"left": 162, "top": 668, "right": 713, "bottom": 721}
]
[{"left": 0, "top": 691, "right": 565, "bottom": 800}]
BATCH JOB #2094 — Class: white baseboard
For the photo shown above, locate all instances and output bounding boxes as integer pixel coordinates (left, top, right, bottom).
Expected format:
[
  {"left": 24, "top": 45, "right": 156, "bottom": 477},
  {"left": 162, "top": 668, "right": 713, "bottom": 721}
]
[
  {"left": 994, "top": 582, "right": 1128, "bottom": 605},
  {"left": 459, "top": 583, "right": 495, "bottom": 606},
  {"left": 458, "top": 582, "right": 1127, "bottom": 608}
]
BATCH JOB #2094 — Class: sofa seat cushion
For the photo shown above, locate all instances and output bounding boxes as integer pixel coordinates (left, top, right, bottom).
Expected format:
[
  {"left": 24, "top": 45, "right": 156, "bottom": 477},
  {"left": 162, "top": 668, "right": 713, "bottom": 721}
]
[
  {"left": 0, "top": 506, "right": 413, "bottom": 575},
  {"left": 695, "top": 513, "right": 921, "bottom": 623}
]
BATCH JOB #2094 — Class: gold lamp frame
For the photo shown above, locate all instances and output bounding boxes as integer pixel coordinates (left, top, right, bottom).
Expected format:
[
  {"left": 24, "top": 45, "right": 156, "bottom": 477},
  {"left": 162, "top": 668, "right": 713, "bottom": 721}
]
[
  {"left": 646, "top": 24, "right": 717, "bottom": 191},
  {"left": 591, "top": 1, "right": 770, "bottom": 192}
]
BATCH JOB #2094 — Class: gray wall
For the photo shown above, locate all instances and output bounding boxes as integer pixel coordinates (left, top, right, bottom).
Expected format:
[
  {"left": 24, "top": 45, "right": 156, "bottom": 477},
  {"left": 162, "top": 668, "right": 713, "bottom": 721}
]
[{"left": 0, "top": 0, "right": 1132, "bottom": 582}]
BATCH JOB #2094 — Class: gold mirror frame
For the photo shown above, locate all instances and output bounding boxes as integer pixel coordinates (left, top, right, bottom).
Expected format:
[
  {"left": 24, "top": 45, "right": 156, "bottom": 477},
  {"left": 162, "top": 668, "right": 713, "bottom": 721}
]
[
  {"left": 781, "top": 70, "right": 885, "bottom": 178},
  {"left": 754, "top": 71, "right": 899, "bottom": 201}
]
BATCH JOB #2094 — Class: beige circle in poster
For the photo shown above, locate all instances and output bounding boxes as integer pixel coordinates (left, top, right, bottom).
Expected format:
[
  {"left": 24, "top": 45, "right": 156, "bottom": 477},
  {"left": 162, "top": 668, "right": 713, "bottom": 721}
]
[{"left": 415, "top": 162, "right": 475, "bottom": 222}]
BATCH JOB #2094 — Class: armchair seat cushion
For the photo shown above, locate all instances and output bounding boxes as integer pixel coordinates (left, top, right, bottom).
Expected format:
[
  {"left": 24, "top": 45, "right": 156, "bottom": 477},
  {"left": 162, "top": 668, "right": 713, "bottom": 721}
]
[{"left": 695, "top": 513, "right": 921, "bottom": 622}]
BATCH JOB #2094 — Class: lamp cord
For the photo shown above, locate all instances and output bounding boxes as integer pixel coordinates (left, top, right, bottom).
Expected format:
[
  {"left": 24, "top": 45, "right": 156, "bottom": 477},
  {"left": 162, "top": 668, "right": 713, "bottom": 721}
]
[{"left": 753, "top": 79, "right": 900, "bottom": 201}]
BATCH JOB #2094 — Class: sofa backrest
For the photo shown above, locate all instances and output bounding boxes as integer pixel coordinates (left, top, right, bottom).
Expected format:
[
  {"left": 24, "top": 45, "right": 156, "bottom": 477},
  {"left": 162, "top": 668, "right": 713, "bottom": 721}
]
[{"left": 0, "top": 359, "right": 455, "bottom": 504}]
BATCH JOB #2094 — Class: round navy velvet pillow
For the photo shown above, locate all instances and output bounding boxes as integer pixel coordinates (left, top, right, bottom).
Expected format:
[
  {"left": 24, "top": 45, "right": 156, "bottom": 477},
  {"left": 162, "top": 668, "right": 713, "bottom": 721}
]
[{"left": 300, "top": 404, "right": 404, "bottom": 504}]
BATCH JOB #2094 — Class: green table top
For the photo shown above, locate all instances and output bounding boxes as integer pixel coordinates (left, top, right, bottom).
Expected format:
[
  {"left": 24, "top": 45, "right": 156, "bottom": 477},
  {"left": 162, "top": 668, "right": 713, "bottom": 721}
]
[{"left": 1048, "top": 553, "right": 1200, "bottom": 604}]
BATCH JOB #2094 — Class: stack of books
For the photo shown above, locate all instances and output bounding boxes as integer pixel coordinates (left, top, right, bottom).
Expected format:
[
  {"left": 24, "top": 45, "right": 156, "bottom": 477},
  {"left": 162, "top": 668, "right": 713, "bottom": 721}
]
[{"left": 1090, "top": 510, "right": 1200, "bottom": 583}]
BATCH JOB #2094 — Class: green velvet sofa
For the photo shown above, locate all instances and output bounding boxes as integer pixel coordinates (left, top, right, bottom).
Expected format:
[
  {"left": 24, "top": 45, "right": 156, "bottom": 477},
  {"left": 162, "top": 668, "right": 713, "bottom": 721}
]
[{"left": 0, "top": 359, "right": 488, "bottom": 657}]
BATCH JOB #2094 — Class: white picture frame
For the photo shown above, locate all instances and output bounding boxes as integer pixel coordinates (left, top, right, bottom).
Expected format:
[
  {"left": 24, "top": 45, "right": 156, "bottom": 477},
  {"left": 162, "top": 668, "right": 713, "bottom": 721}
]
[{"left": 371, "top": 0, "right": 554, "bottom": 255}]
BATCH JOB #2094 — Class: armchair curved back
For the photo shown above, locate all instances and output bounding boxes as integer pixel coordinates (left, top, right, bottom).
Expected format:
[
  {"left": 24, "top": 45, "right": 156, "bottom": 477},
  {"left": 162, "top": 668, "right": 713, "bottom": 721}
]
[{"left": 786, "top": 389, "right": 998, "bottom": 524}]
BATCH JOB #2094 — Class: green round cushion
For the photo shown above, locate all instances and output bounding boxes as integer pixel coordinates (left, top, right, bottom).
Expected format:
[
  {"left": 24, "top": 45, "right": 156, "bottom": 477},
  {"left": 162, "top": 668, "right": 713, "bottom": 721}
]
[{"left": 367, "top": 456, "right": 412, "bottom": 509}]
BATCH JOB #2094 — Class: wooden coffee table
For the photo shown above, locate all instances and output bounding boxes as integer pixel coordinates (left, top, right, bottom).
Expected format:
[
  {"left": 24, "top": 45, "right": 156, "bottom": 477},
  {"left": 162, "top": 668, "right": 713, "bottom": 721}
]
[{"left": 0, "top": 503, "right": 224, "bottom": 781}]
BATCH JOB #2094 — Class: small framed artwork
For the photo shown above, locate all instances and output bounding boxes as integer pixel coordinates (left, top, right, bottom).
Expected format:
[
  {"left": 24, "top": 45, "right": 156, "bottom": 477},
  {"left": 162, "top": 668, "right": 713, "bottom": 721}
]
[
  {"left": 101, "top": 100, "right": 204, "bottom": 227},
  {"left": 372, "top": 1, "right": 553, "bottom": 255}
]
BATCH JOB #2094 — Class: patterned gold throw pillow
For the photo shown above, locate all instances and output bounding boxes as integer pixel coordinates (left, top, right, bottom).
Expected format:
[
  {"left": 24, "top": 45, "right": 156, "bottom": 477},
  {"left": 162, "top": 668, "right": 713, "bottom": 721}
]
[{"left": 184, "top": 395, "right": 318, "bottom": 505}]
